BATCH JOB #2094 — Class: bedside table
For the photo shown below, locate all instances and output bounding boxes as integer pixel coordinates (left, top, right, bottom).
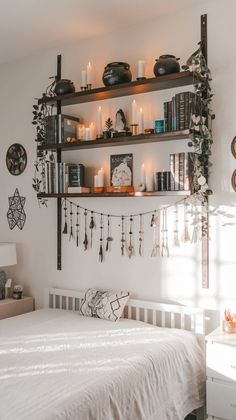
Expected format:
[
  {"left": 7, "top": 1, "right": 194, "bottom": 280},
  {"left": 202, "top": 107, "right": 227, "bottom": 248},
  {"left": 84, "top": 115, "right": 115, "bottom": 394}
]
[
  {"left": 0, "top": 296, "right": 34, "bottom": 320},
  {"left": 206, "top": 327, "right": 236, "bottom": 420}
]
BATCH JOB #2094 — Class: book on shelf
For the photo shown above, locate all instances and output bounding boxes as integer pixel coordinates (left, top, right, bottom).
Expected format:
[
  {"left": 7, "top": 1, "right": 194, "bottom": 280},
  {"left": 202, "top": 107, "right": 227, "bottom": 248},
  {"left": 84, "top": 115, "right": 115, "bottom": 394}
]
[
  {"left": 45, "top": 114, "right": 80, "bottom": 144},
  {"left": 163, "top": 92, "right": 195, "bottom": 132},
  {"left": 67, "top": 164, "right": 85, "bottom": 187},
  {"left": 67, "top": 187, "right": 91, "bottom": 194},
  {"left": 43, "top": 162, "right": 86, "bottom": 194},
  {"left": 169, "top": 152, "right": 194, "bottom": 192}
]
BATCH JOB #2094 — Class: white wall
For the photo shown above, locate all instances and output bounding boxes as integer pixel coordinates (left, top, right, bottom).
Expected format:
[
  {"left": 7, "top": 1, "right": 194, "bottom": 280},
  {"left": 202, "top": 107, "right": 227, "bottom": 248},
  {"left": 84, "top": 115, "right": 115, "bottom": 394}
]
[{"left": 0, "top": 0, "right": 236, "bottom": 313}]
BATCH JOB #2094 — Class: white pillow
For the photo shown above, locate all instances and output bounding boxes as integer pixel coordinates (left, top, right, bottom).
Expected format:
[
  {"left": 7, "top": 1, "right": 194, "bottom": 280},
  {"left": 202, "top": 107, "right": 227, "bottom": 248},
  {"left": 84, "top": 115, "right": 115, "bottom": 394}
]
[{"left": 80, "top": 288, "right": 130, "bottom": 321}]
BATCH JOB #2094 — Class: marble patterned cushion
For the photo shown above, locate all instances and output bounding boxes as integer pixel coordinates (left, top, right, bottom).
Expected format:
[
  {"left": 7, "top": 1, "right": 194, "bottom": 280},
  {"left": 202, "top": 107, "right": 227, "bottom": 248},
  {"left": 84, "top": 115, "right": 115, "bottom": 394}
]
[{"left": 80, "top": 288, "right": 130, "bottom": 321}]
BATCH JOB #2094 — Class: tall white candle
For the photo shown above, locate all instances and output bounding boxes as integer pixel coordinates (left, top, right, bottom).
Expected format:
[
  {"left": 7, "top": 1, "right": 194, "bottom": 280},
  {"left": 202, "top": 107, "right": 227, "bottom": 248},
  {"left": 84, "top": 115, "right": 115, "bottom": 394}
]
[
  {"left": 138, "top": 60, "right": 145, "bottom": 78},
  {"left": 85, "top": 127, "right": 90, "bottom": 141},
  {"left": 141, "top": 163, "right": 145, "bottom": 184},
  {"left": 89, "top": 122, "right": 95, "bottom": 140},
  {"left": 132, "top": 99, "right": 137, "bottom": 125},
  {"left": 138, "top": 108, "right": 144, "bottom": 134},
  {"left": 98, "top": 168, "right": 104, "bottom": 187},
  {"left": 81, "top": 70, "right": 87, "bottom": 87},
  {"left": 97, "top": 106, "right": 102, "bottom": 137},
  {"left": 146, "top": 173, "right": 154, "bottom": 192},
  {"left": 87, "top": 62, "right": 92, "bottom": 85},
  {"left": 94, "top": 175, "right": 98, "bottom": 188}
]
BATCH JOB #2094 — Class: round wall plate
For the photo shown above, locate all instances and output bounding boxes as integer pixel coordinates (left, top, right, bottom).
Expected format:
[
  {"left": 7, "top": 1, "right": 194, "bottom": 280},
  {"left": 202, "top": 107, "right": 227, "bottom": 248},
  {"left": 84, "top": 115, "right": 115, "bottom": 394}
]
[
  {"left": 231, "top": 169, "right": 236, "bottom": 192},
  {"left": 6, "top": 143, "right": 27, "bottom": 176},
  {"left": 231, "top": 136, "right": 236, "bottom": 159}
]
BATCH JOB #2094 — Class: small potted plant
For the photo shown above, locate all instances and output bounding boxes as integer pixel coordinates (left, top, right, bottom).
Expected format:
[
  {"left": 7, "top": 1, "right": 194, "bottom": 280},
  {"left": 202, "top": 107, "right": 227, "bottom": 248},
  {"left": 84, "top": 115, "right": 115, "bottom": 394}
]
[{"left": 103, "top": 118, "right": 113, "bottom": 139}]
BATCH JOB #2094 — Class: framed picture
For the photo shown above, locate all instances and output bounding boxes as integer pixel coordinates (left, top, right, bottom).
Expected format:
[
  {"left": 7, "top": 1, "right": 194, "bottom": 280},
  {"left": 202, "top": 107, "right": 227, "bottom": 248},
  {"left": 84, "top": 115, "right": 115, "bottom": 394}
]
[
  {"left": 110, "top": 153, "right": 133, "bottom": 186},
  {"left": 6, "top": 143, "right": 27, "bottom": 176}
]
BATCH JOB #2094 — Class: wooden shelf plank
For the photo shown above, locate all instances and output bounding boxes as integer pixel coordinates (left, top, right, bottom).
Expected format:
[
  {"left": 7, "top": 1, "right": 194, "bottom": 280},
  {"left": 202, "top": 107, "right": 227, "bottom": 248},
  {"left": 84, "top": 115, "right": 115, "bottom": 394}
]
[
  {"left": 37, "top": 191, "right": 191, "bottom": 199},
  {"left": 37, "top": 130, "right": 190, "bottom": 151},
  {"left": 38, "top": 72, "right": 195, "bottom": 106}
]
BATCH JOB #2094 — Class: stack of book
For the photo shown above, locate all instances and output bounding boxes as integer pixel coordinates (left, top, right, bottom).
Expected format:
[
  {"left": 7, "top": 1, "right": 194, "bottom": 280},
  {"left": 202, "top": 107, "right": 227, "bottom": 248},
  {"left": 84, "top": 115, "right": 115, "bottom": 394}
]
[
  {"left": 44, "top": 163, "right": 87, "bottom": 194},
  {"left": 169, "top": 152, "right": 194, "bottom": 191},
  {"left": 163, "top": 92, "right": 195, "bottom": 132}
]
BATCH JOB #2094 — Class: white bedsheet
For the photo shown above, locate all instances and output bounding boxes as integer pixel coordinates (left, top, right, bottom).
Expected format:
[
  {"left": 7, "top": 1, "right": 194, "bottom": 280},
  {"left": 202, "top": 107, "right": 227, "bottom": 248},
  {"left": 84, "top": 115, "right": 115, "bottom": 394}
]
[{"left": 0, "top": 309, "right": 205, "bottom": 420}]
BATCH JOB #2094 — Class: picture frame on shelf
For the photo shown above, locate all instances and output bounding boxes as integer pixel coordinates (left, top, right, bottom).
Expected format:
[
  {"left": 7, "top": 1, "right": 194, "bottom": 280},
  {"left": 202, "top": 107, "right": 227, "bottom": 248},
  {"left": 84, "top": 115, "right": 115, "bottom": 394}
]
[{"left": 110, "top": 153, "right": 133, "bottom": 187}]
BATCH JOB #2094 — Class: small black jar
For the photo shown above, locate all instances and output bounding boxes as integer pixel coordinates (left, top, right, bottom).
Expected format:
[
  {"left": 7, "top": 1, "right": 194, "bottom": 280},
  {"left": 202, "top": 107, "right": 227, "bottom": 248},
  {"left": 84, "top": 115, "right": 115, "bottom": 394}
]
[
  {"left": 153, "top": 55, "right": 180, "bottom": 77},
  {"left": 54, "top": 79, "right": 75, "bottom": 95},
  {"left": 102, "top": 62, "right": 132, "bottom": 86}
]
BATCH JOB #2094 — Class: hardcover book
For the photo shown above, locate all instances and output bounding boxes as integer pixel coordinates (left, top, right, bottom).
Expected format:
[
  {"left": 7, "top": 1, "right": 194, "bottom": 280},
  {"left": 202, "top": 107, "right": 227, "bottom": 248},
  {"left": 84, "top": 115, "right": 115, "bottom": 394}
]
[
  {"left": 45, "top": 115, "right": 80, "bottom": 144},
  {"left": 68, "top": 164, "right": 85, "bottom": 187}
]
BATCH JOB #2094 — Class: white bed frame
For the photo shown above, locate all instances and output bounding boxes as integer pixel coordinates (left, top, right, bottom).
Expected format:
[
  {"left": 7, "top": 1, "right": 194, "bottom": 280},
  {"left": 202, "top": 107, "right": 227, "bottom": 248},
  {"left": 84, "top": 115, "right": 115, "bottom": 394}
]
[{"left": 44, "top": 287, "right": 215, "bottom": 420}]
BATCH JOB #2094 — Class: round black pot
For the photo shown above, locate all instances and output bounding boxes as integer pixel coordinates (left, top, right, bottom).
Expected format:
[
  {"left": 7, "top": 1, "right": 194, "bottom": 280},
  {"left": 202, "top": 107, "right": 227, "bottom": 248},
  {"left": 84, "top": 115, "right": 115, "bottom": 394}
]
[
  {"left": 54, "top": 79, "right": 75, "bottom": 95},
  {"left": 102, "top": 62, "right": 132, "bottom": 86},
  {"left": 153, "top": 55, "right": 180, "bottom": 77}
]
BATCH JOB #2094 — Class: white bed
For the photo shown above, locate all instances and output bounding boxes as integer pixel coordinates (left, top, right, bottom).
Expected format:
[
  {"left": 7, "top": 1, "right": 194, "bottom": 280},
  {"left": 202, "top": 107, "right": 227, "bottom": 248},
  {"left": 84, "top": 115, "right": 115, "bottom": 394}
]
[{"left": 0, "top": 288, "right": 210, "bottom": 420}]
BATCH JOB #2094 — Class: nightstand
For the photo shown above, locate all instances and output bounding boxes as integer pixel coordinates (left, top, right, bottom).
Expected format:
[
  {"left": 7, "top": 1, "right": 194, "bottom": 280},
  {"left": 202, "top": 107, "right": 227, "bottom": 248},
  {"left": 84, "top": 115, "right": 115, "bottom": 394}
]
[
  {"left": 206, "top": 327, "right": 236, "bottom": 420},
  {"left": 0, "top": 296, "right": 34, "bottom": 320}
]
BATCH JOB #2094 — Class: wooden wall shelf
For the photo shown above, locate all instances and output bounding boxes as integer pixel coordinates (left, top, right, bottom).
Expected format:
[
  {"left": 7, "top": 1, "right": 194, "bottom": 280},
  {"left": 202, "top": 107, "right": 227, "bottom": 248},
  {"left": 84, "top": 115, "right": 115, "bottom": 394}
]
[
  {"left": 38, "top": 71, "right": 195, "bottom": 107},
  {"left": 38, "top": 191, "right": 191, "bottom": 199},
  {"left": 38, "top": 130, "right": 190, "bottom": 151}
]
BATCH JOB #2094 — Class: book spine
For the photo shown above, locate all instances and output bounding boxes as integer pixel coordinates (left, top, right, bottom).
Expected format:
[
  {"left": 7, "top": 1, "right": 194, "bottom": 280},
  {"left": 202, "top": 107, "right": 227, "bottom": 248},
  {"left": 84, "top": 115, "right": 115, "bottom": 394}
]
[
  {"left": 175, "top": 94, "right": 180, "bottom": 131},
  {"left": 179, "top": 152, "right": 185, "bottom": 190},
  {"left": 164, "top": 102, "right": 168, "bottom": 132},
  {"left": 178, "top": 92, "right": 185, "bottom": 131},
  {"left": 171, "top": 97, "right": 175, "bottom": 131},
  {"left": 184, "top": 92, "right": 190, "bottom": 129},
  {"left": 169, "top": 154, "right": 175, "bottom": 191},
  {"left": 167, "top": 101, "right": 172, "bottom": 131},
  {"left": 184, "top": 152, "right": 194, "bottom": 192},
  {"left": 174, "top": 153, "right": 180, "bottom": 190}
]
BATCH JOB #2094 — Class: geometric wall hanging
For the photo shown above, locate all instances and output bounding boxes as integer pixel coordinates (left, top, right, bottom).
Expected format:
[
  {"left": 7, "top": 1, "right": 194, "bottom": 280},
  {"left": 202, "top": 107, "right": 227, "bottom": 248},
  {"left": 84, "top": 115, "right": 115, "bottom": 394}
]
[
  {"left": 6, "top": 143, "right": 27, "bottom": 176},
  {"left": 7, "top": 188, "right": 26, "bottom": 230}
]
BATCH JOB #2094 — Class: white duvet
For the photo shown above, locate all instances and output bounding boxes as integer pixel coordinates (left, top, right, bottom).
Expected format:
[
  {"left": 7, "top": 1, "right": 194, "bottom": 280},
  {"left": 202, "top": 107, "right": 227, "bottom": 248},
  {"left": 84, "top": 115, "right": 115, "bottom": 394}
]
[{"left": 0, "top": 309, "right": 205, "bottom": 420}]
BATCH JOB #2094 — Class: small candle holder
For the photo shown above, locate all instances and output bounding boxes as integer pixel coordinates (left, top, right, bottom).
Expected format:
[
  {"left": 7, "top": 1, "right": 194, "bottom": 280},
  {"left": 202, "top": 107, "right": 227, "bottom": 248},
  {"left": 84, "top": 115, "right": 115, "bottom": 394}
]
[
  {"left": 87, "top": 84, "right": 92, "bottom": 90},
  {"left": 81, "top": 86, "right": 87, "bottom": 91},
  {"left": 131, "top": 124, "right": 138, "bottom": 136},
  {"left": 136, "top": 77, "right": 146, "bottom": 81}
]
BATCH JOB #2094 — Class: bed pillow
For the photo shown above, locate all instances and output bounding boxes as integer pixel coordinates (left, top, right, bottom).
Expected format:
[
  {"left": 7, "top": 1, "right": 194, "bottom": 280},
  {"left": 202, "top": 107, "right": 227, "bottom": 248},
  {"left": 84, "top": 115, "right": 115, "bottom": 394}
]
[{"left": 80, "top": 288, "right": 130, "bottom": 321}]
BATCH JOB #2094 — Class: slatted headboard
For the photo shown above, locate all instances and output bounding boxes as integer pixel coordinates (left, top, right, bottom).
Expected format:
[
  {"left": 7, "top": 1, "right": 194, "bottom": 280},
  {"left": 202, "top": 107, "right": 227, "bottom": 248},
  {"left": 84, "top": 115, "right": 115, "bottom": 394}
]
[{"left": 44, "top": 287, "right": 207, "bottom": 338}]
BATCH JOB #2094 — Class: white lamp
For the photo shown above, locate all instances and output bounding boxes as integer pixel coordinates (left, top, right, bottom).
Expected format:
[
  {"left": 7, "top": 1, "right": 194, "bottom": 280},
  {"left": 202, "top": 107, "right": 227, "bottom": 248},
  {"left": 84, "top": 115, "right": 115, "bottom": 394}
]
[{"left": 0, "top": 243, "right": 17, "bottom": 299}]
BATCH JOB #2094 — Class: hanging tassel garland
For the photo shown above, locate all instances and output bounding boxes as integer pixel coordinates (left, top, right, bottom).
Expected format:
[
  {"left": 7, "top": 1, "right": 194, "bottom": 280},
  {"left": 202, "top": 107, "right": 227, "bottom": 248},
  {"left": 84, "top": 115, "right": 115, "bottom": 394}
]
[
  {"left": 138, "top": 214, "right": 143, "bottom": 256},
  {"left": 76, "top": 205, "right": 80, "bottom": 247},
  {"left": 121, "top": 216, "right": 126, "bottom": 256},
  {"left": 128, "top": 216, "right": 134, "bottom": 259},
  {"left": 99, "top": 214, "right": 104, "bottom": 262},
  {"left": 62, "top": 199, "right": 68, "bottom": 234},
  {"left": 83, "top": 210, "right": 89, "bottom": 250},
  {"left": 69, "top": 202, "right": 74, "bottom": 240},
  {"left": 173, "top": 205, "right": 180, "bottom": 247}
]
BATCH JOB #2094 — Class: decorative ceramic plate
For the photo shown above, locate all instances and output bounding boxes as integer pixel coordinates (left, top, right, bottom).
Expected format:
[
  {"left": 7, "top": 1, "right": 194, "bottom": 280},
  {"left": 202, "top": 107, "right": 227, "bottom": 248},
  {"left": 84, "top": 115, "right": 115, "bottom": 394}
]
[
  {"left": 231, "top": 169, "right": 236, "bottom": 192},
  {"left": 6, "top": 143, "right": 27, "bottom": 175},
  {"left": 231, "top": 136, "right": 236, "bottom": 159}
]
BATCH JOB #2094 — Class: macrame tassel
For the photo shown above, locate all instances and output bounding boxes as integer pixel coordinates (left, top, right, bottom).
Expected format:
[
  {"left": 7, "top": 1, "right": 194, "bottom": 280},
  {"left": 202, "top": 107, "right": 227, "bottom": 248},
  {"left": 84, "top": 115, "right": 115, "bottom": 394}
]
[
  {"left": 121, "top": 216, "right": 126, "bottom": 256},
  {"left": 69, "top": 202, "right": 74, "bottom": 241},
  {"left": 173, "top": 205, "right": 180, "bottom": 247},
  {"left": 161, "top": 208, "right": 169, "bottom": 257},
  {"left": 62, "top": 199, "right": 68, "bottom": 234},
  {"left": 106, "top": 215, "right": 113, "bottom": 252},
  {"left": 83, "top": 210, "right": 89, "bottom": 250},
  {"left": 128, "top": 216, "right": 134, "bottom": 259},
  {"left": 76, "top": 205, "right": 80, "bottom": 247},
  {"left": 89, "top": 211, "right": 95, "bottom": 248},
  {"left": 138, "top": 214, "right": 143, "bottom": 256},
  {"left": 181, "top": 201, "right": 190, "bottom": 243},
  {"left": 99, "top": 214, "right": 104, "bottom": 262},
  {"left": 151, "top": 211, "right": 160, "bottom": 257},
  {"left": 191, "top": 201, "right": 201, "bottom": 243}
]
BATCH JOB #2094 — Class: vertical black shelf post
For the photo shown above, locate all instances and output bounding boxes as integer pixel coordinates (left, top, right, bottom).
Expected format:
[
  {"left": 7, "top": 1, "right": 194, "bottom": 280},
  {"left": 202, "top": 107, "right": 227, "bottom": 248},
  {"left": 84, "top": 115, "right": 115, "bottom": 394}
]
[
  {"left": 56, "top": 55, "right": 62, "bottom": 270},
  {"left": 201, "top": 14, "right": 209, "bottom": 288}
]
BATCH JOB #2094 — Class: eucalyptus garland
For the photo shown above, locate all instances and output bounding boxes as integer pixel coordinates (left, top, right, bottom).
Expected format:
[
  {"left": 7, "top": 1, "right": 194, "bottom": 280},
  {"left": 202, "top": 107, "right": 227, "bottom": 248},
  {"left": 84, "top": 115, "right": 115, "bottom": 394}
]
[{"left": 183, "top": 42, "right": 215, "bottom": 197}]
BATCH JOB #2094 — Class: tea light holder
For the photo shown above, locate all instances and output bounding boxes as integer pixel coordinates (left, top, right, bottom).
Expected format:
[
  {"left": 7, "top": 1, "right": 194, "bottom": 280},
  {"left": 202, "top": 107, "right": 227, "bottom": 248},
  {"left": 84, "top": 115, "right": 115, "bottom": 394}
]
[
  {"left": 86, "top": 84, "right": 92, "bottom": 90},
  {"left": 131, "top": 124, "right": 138, "bottom": 136}
]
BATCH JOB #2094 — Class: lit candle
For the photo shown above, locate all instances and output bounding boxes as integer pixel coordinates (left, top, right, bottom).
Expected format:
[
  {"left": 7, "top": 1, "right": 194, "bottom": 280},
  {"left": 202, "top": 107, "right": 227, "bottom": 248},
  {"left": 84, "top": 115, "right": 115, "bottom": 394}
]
[
  {"left": 132, "top": 99, "right": 137, "bottom": 125},
  {"left": 85, "top": 127, "right": 90, "bottom": 141},
  {"left": 76, "top": 124, "right": 85, "bottom": 140},
  {"left": 81, "top": 70, "right": 87, "bottom": 87},
  {"left": 87, "top": 62, "right": 92, "bottom": 85},
  {"left": 141, "top": 163, "right": 145, "bottom": 184},
  {"left": 89, "top": 122, "right": 95, "bottom": 140},
  {"left": 98, "top": 168, "right": 104, "bottom": 187},
  {"left": 138, "top": 108, "right": 144, "bottom": 134},
  {"left": 97, "top": 106, "right": 102, "bottom": 137},
  {"left": 94, "top": 175, "right": 98, "bottom": 188},
  {"left": 138, "top": 60, "right": 145, "bottom": 78},
  {"left": 146, "top": 172, "right": 154, "bottom": 192}
]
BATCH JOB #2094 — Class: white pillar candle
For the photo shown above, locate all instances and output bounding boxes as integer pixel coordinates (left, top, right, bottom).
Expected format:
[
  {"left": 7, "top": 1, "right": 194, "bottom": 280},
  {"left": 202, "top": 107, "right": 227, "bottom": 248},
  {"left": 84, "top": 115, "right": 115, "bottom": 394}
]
[
  {"left": 146, "top": 173, "right": 154, "bottom": 192},
  {"left": 138, "top": 108, "right": 144, "bottom": 134},
  {"left": 94, "top": 175, "right": 98, "bottom": 188},
  {"left": 81, "top": 70, "right": 87, "bottom": 87},
  {"left": 76, "top": 124, "right": 85, "bottom": 140},
  {"left": 86, "top": 62, "right": 92, "bottom": 85},
  {"left": 89, "top": 122, "right": 95, "bottom": 140},
  {"left": 85, "top": 127, "right": 90, "bottom": 141},
  {"left": 98, "top": 168, "right": 104, "bottom": 187},
  {"left": 97, "top": 106, "right": 102, "bottom": 137},
  {"left": 141, "top": 163, "right": 145, "bottom": 184},
  {"left": 138, "top": 60, "right": 145, "bottom": 78},
  {"left": 132, "top": 99, "right": 137, "bottom": 125}
]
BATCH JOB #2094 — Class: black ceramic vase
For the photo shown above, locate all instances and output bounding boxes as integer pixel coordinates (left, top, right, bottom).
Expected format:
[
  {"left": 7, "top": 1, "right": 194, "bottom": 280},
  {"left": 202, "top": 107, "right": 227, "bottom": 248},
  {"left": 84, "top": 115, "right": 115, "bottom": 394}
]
[
  {"left": 102, "top": 62, "right": 132, "bottom": 86},
  {"left": 153, "top": 55, "right": 180, "bottom": 77},
  {"left": 54, "top": 79, "right": 75, "bottom": 95}
]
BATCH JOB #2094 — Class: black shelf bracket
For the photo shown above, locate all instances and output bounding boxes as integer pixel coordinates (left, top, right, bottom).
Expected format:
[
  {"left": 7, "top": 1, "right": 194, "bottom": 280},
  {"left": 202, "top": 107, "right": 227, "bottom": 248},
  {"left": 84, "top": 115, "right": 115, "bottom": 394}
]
[{"left": 56, "top": 54, "right": 62, "bottom": 271}]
